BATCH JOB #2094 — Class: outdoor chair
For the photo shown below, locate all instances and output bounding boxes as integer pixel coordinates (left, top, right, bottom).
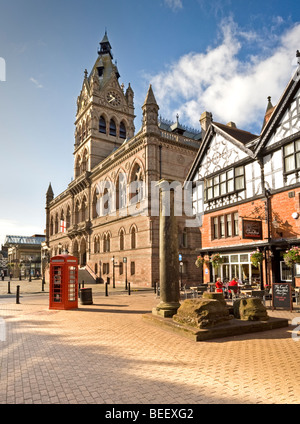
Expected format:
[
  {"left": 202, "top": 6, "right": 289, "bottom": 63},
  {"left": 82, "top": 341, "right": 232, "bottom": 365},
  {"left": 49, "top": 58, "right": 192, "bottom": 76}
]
[
  {"left": 252, "top": 290, "right": 269, "bottom": 306},
  {"left": 228, "top": 287, "right": 239, "bottom": 302}
]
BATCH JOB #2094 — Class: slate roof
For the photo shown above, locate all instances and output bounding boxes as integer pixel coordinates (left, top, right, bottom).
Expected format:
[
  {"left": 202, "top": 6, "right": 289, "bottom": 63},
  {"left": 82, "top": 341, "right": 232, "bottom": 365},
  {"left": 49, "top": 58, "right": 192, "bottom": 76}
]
[
  {"left": 213, "top": 122, "right": 258, "bottom": 145},
  {"left": 4, "top": 235, "right": 45, "bottom": 246}
]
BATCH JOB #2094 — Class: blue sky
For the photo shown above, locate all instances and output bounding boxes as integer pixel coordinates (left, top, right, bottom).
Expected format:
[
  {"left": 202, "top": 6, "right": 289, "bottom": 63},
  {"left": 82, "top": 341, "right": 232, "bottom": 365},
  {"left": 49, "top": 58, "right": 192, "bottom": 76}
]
[{"left": 0, "top": 0, "right": 300, "bottom": 245}]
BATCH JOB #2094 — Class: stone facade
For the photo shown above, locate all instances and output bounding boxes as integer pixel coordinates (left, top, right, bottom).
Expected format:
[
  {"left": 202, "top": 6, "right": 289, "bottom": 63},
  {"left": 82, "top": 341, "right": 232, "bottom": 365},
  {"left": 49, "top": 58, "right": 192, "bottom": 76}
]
[{"left": 45, "top": 33, "right": 202, "bottom": 287}]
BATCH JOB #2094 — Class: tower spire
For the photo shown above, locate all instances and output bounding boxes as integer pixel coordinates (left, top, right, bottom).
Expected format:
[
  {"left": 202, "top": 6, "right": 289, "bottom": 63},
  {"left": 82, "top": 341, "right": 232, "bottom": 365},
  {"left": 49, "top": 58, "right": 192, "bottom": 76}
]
[{"left": 98, "top": 30, "right": 113, "bottom": 59}]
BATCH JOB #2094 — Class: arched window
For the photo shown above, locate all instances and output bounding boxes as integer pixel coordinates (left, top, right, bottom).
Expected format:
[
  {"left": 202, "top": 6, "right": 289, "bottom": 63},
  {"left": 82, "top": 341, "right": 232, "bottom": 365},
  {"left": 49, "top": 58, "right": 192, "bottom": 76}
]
[
  {"left": 66, "top": 206, "right": 71, "bottom": 229},
  {"left": 116, "top": 173, "right": 127, "bottom": 210},
  {"left": 131, "top": 227, "right": 136, "bottom": 249},
  {"left": 81, "top": 197, "right": 87, "bottom": 222},
  {"left": 85, "top": 118, "right": 89, "bottom": 138},
  {"left": 120, "top": 229, "right": 124, "bottom": 251},
  {"left": 106, "top": 233, "right": 111, "bottom": 252},
  {"left": 99, "top": 116, "right": 106, "bottom": 134},
  {"left": 74, "top": 200, "right": 80, "bottom": 225},
  {"left": 82, "top": 121, "right": 86, "bottom": 140},
  {"left": 81, "top": 150, "right": 88, "bottom": 173},
  {"left": 109, "top": 119, "right": 116, "bottom": 136},
  {"left": 79, "top": 125, "right": 82, "bottom": 144},
  {"left": 92, "top": 189, "right": 99, "bottom": 219},
  {"left": 130, "top": 163, "right": 144, "bottom": 203},
  {"left": 120, "top": 122, "right": 126, "bottom": 139},
  {"left": 50, "top": 216, "right": 54, "bottom": 236},
  {"left": 55, "top": 214, "right": 59, "bottom": 234},
  {"left": 75, "top": 155, "right": 81, "bottom": 178}
]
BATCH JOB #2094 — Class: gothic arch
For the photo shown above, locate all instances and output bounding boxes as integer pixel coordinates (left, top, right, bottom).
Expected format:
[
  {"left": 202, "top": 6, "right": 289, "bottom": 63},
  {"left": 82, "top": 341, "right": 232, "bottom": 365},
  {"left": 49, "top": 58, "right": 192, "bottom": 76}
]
[
  {"left": 119, "top": 120, "right": 127, "bottom": 139},
  {"left": 129, "top": 159, "right": 145, "bottom": 202},
  {"left": 119, "top": 227, "right": 126, "bottom": 251},
  {"left": 75, "top": 154, "right": 81, "bottom": 178},
  {"left": 129, "top": 224, "right": 138, "bottom": 249},
  {"left": 72, "top": 239, "right": 79, "bottom": 260},
  {"left": 74, "top": 199, "right": 80, "bottom": 224},
  {"left": 81, "top": 148, "right": 89, "bottom": 173},
  {"left": 115, "top": 169, "right": 127, "bottom": 210},
  {"left": 92, "top": 186, "right": 100, "bottom": 219},
  {"left": 50, "top": 215, "right": 54, "bottom": 236},
  {"left": 79, "top": 237, "right": 87, "bottom": 267},
  {"left": 54, "top": 213, "right": 59, "bottom": 234},
  {"left": 109, "top": 117, "right": 117, "bottom": 136},
  {"left": 128, "top": 158, "right": 145, "bottom": 182}
]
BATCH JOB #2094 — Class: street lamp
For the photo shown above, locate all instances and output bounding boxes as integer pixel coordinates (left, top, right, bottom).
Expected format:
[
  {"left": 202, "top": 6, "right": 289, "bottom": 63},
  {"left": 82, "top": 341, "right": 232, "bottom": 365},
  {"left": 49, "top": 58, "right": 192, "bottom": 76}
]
[
  {"left": 111, "top": 256, "right": 119, "bottom": 289},
  {"left": 41, "top": 242, "right": 49, "bottom": 291},
  {"left": 28, "top": 257, "right": 32, "bottom": 282},
  {"left": 180, "top": 261, "right": 183, "bottom": 290},
  {"left": 123, "top": 257, "right": 128, "bottom": 290}
]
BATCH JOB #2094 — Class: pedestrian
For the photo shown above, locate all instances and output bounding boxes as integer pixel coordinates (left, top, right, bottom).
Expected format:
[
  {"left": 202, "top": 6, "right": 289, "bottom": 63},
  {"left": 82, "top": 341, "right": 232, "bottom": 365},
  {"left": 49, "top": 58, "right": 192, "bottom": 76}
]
[{"left": 1, "top": 270, "right": 4, "bottom": 281}]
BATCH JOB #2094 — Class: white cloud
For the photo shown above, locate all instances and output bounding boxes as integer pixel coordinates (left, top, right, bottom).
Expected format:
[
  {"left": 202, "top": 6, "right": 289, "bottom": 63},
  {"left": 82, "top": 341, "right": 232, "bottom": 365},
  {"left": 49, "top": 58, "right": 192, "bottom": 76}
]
[
  {"left": 30, "top": 77, "right": 43, "bottom": 88},
  {"left": 164, "top": 0, "right": 183, "bottom": 12},
  {"left": 149, "top": 17, "right": 300, "bottom": 133}
]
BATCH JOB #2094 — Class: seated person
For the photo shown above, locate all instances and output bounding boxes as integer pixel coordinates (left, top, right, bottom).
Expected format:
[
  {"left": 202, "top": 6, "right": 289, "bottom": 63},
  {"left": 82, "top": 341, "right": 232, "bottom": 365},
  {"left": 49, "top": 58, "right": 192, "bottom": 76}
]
[
  {"left": 228, "top": 277, "right": 239, "bottom": 293},
  {"left": 215, "top": 277, "right": 223, "bottom": 293}
]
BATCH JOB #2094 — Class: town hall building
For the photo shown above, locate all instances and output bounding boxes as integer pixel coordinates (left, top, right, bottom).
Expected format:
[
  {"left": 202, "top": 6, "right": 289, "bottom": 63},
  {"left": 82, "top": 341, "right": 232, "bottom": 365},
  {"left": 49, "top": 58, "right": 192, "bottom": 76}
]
[{"left": 45, "top": 32, "right": 203, "bottom": 287}]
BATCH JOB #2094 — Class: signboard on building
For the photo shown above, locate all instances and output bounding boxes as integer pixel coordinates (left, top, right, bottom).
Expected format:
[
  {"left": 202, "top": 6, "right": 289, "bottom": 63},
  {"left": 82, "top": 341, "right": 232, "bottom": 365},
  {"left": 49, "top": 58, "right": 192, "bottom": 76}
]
[{"left": 242, "top": 220, "right": 262, "bottom": 239}]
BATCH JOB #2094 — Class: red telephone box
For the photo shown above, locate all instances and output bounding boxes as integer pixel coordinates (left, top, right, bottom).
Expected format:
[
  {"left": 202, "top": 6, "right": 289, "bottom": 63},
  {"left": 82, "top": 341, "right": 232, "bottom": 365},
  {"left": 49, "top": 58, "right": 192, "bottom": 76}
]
[{"left": 49, "top": 254, "right": 78, "bottom": 310}]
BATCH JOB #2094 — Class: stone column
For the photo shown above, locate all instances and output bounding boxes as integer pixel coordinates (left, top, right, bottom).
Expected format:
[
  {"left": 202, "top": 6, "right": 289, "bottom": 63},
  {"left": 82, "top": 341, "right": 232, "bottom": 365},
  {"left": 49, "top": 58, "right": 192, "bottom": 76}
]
[{"left": 153, "top": 179, "right": 180, "bottom": 318}]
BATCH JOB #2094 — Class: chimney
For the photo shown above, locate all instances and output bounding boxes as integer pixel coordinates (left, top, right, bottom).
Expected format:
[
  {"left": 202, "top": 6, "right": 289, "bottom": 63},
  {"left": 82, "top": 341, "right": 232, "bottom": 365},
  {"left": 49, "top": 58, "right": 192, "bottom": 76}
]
[
  {"left": 226, "top": 121, "right": 236, "bottom": 128},
  {"left": 200, "top": 111, "right": 212, "bottom": 133}
]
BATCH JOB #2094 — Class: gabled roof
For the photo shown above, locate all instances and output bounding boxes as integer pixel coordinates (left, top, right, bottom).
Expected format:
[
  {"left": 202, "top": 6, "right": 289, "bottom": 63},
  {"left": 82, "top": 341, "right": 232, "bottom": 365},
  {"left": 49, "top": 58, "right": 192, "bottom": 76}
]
[
  {"left": 185, "top": 121, "right": 257, "bottom": 183},
  {"left": 213, "top": 122, "right": 258, "bottom": 145},
  {"left": 255, "top": 63, "right": 300, "bottom": 154}
]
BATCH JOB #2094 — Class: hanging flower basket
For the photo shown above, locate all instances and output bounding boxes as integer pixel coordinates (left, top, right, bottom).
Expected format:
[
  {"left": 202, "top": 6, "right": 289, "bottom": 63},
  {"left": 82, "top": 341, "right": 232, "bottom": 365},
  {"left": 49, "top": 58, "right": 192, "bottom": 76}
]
[
  {"left": 210, "top": 253, "right": 224, "bottom": 269},
  {"left": 283, "top": 246, "right": 300, "bottom": 268},
  {"left": 195, "top": 256, "right": 208, "bottom": 268},
  {"left": 250, "top": 249, "right": 263, "bottom": 268}
]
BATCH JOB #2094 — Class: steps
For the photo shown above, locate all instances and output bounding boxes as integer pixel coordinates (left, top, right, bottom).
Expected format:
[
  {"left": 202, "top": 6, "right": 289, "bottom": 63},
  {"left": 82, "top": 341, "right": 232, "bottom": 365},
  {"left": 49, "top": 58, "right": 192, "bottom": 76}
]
[{"left": 78, "top": 268, "right": 96, "bottom": 285}]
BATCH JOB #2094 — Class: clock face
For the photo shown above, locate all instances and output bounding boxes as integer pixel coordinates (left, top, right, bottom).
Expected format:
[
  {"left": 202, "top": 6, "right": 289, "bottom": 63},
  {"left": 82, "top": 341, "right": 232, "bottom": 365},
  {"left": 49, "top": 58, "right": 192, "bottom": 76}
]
[{"left": 106, "top": 91, "right": 121, "bottom": 107}]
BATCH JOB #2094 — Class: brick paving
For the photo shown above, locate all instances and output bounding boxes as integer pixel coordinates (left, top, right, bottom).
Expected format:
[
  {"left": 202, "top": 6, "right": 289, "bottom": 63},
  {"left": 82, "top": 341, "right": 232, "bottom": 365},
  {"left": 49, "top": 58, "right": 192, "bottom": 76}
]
[{"left": 0, "top": 280, "right": 300, "bottom": 404}]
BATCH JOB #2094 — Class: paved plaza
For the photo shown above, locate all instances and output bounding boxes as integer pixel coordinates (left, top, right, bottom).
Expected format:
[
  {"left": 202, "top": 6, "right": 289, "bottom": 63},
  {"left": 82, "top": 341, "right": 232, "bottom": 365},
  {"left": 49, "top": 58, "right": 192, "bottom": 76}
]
[{"left": 0, "top": 279, "right": 300, "bottom": 405}]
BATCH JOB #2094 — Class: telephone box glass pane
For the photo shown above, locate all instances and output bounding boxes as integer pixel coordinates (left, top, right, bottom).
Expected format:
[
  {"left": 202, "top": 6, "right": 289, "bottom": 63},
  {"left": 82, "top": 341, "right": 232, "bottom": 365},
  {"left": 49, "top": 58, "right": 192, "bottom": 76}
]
[
  {"left": 68, "top": 266, "right": 77, "bottom": 302},
  {"left": 53, "top": 266, "right": 62, "bottom": 303}
]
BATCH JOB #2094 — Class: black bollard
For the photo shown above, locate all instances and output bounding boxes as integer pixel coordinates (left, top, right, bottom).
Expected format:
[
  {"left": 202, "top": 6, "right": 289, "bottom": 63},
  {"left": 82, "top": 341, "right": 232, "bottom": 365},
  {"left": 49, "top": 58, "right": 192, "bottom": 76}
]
[
  {"left": 78, "top": 282, "right": 81, "bottom": 298},
  {"left": 42, "top": 279, "right": 45, "bottom": 292},
  {"left": 105, "top": 282, "right": 108, "bottom": 297},
  {"left": 128, "top": 282, "right": 131, "bottom": 296},
  {"left": 8, "top": 281, "right": 11, "bottom": 294},
  {"left": 154, "top": 282, "right": 157, "bottom": 294},
  {"left": 16, "top": 285, "right": 20, "bottom": 304}
]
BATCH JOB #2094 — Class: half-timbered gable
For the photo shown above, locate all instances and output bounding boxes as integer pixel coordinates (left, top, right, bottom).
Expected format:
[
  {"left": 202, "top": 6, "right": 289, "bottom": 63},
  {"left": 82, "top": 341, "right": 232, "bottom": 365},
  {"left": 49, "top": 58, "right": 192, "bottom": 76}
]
[{"left": 190, "top": 122, "right": 258, "bottom": 215}]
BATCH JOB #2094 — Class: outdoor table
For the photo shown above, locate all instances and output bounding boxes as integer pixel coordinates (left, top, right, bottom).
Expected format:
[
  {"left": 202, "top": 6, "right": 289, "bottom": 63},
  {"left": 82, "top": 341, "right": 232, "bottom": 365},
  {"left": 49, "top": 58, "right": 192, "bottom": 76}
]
[{"left": 240, "top": 289, "right": 253, "bottom": 296}]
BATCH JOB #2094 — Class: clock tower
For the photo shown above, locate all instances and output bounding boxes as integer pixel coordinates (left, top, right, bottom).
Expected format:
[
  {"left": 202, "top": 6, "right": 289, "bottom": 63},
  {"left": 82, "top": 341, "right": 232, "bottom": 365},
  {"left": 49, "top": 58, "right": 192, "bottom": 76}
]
[{"left": 74, "top": 31, "right": 135, "bottom": 178}]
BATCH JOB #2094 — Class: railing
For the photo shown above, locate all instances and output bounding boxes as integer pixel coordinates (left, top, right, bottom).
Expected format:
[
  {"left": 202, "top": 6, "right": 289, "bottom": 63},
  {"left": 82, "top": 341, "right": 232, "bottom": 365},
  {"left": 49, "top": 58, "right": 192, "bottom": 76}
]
[{"left": 85, "top": 263, "right": 97, "bottom": 281}]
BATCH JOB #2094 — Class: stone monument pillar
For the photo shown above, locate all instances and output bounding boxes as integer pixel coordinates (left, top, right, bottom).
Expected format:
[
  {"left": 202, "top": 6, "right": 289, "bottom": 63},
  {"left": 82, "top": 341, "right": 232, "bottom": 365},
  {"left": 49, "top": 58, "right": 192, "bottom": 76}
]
[{"left": 153, "top": 180, "right": 180, "bottom": 318}]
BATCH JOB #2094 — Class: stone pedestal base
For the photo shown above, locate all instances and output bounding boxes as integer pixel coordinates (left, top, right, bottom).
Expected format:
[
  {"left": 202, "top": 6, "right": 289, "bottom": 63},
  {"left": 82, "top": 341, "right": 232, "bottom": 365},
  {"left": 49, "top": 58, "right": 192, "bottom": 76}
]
[{"left": 152, "top": 301, "right": 180, "bottom": 318}]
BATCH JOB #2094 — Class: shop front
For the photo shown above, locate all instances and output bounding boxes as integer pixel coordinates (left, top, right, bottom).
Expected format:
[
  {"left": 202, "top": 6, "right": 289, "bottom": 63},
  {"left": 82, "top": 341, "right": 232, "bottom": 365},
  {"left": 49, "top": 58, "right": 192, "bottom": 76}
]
[{"left": 200, "top": 239, "right": 300, "bottom": 289}]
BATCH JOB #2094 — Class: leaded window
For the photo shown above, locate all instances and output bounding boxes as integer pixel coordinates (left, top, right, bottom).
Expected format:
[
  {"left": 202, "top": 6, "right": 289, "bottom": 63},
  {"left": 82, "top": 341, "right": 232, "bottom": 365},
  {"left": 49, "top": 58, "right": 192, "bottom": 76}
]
[
  {"left": 283, "top": 140, "right": 300, "bottom": 173},
  {"left": 205, "top": 166, "right": 244, "bottom": 201}
]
